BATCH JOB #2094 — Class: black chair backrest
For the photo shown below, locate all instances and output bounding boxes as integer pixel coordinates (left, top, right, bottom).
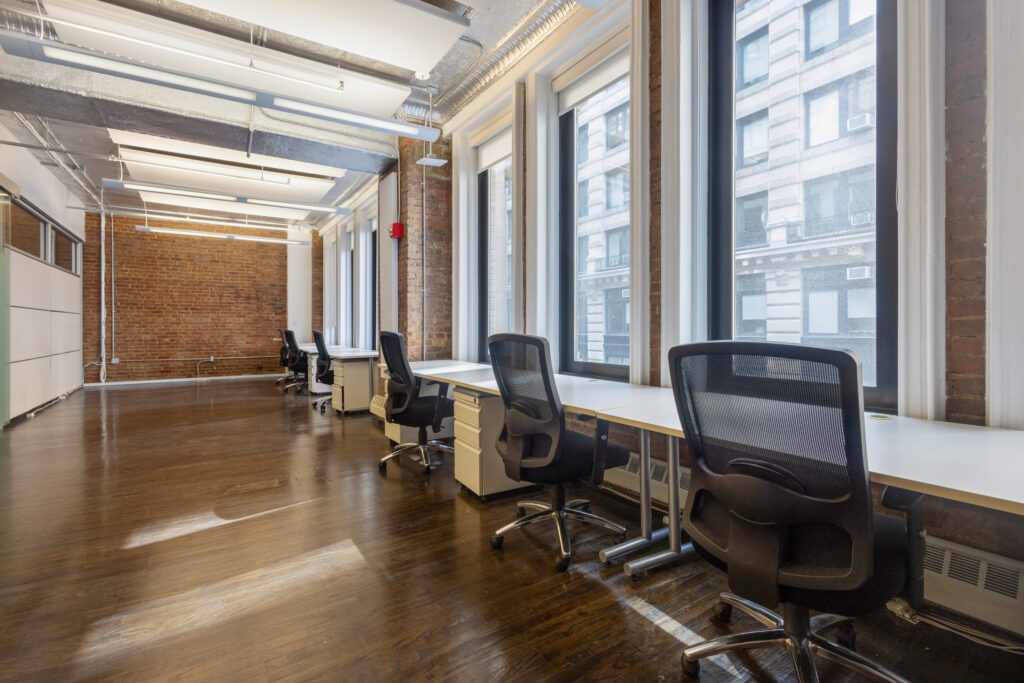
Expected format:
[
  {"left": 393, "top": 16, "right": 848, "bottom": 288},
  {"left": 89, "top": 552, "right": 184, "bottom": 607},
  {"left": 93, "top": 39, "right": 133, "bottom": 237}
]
[
  {"left": 379, "top": 331, "right": 418, "bottom": 417},
  {"left": 487, "top": 334, "right": 564, "bottom": 480},
  {"left": 279, "top": 329, "right": 289, "bottom": 368},
  {"left": 284, "top": 330, "right": 305, "bottom": 370},
  {"left": 313, "top": 330, "right": 332, "bottom": 383},
  {"left": 668, "top": 341, "right": 872, "bottom": 607}
]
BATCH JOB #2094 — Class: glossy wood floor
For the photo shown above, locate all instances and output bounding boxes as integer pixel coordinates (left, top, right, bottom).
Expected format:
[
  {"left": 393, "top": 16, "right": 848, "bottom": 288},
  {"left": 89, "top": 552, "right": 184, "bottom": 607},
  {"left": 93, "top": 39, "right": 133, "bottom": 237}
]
[{"left": 1, "top": 380, "right": 1020, "bottom": 682}]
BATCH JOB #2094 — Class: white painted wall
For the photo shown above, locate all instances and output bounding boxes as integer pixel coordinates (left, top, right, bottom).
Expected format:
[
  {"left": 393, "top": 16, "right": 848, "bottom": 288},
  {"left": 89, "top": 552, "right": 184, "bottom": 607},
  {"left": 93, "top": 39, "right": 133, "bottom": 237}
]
[
  {"left": 0, "top": 122, "right": 85, "bottom": 239},
  {"left": 287, "top": 230, "right": 312, "bottom": 343},
  {"left": 986, "top": 0, "right": 1024, "bottom": 429},
  {"left": 378, "top": 171, "right": 399, "bottom": 334}
]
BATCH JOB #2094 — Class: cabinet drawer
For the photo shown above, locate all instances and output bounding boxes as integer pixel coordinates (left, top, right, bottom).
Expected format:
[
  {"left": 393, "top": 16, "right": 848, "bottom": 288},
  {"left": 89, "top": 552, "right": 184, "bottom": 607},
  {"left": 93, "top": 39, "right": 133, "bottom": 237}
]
[
  {"left": 454, "top": 401, "right": 482, "bottom": 425},
  {"left": 454, "top": 389, "right": 484, "bottom": 407},
  {"left": 331, "top": 359, "right": 345, "bottom": 380},
  {"left": 454, "top": 419, "right": 482, "bottom": 448}
]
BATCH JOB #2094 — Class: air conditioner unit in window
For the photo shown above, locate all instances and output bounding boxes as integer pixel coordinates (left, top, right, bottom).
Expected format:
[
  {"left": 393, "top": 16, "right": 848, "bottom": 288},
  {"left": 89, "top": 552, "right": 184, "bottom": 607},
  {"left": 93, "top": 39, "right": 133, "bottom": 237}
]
[
  {"left": 847, "top": 113, "right": 875, "bottom": 132},
  {"left": 850, "top": 211, "right": 875, "bottom": 226},
  {"left": 847, "top": 266, "right": 874, "bottom": 280}
]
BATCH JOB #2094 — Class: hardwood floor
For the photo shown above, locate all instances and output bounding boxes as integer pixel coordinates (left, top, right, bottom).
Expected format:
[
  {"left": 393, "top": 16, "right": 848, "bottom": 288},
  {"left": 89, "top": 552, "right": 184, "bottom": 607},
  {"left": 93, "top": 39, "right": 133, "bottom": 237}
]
[{"left": 0, "top": 379, "right": 1019, "bottom": 682}]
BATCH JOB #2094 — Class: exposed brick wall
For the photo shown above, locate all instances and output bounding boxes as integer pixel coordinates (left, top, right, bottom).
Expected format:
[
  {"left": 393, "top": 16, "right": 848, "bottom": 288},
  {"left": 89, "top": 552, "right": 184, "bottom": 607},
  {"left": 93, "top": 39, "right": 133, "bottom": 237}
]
[
  {"left": 945, "top": 0, "right": 987, "bottom": 425},
  {"left": 82, "top": 214, "right": 286, "bottom": 382},
  {"left": 312, "top": 230, "right": 323, "bottom": 335},
  {"left": 648, "top": 0, "right": 662, "bottom": 386},
  {"left": 397, "top": 136, "right": 453, "bottom": 361}
]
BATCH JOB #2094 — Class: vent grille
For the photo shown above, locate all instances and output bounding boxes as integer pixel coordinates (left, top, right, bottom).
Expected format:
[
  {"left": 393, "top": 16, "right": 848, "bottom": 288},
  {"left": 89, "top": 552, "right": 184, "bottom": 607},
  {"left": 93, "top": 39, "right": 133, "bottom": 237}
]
[
  {"left": 923, "top": 544, "right": 945, "bottom": 574},
  {"left": 651, "top": 462, "right": 667, "bottom": 482},
  {"left": 984, "top": 564, "right": 1020, "bottom": 600},
  {"left": 948, "top": 552, "right": 982, "bottom": 585},
  {"left": 625, "top": 455, "right": 641, "bottom": 475}
]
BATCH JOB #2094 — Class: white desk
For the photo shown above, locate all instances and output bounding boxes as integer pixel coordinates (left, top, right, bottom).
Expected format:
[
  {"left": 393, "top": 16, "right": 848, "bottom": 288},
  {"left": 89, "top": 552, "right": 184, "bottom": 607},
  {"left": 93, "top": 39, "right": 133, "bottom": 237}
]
[{"left": 300, "top": 344, "right": 379, "bottom": 413}]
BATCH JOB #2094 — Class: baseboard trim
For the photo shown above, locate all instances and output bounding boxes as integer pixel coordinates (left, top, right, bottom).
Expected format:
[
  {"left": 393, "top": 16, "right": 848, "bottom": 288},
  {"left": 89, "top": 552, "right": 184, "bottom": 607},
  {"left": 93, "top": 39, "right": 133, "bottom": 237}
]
[{"left": 85, "top": 373, "right": 283, "bottom": 388}]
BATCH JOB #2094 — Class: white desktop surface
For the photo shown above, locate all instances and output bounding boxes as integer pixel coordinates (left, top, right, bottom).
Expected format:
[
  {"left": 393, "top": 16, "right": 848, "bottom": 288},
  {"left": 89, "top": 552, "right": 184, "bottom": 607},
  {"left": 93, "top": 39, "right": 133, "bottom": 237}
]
[{"left": 299, "top": 344, "right": 378, "bottom": 360}]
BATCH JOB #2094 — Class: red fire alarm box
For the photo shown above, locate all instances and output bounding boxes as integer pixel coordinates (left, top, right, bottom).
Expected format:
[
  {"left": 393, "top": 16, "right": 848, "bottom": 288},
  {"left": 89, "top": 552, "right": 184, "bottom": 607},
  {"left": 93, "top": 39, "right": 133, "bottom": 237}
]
[{"left": 390, "top": 222, "right": 404, "bottom": 239}]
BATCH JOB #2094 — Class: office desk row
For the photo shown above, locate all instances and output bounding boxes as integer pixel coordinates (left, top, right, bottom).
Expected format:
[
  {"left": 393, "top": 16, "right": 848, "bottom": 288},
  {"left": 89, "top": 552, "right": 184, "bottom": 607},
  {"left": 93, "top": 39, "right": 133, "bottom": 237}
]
[
  {"left": 298, "top": 344, "right": 379, "bottom": 413},
  {"left": 411, "top": 359, "right": 1024, "bottom": 577}
]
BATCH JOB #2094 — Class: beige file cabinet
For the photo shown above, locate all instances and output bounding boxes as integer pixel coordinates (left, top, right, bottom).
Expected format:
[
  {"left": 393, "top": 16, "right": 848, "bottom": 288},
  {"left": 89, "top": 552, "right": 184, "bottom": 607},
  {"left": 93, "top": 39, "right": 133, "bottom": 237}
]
[
  {"left": 330, "top": 357, "right": 377, "bottom": 413},
  {"left": 453, "top": 388, "right": 531, "bottom": 500}
]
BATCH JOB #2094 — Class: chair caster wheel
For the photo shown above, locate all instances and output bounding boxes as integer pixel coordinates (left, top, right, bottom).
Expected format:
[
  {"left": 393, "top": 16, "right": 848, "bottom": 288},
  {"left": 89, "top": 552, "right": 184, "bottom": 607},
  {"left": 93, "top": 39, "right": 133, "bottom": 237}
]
[
  {"left": 479, "top": 495, "right": 489, "bottom": 503},
  {"left": 602, "top": 560, "right": 614, "bottom": 568},
  {"left": 629, "top": 571, "right": 646, "bottom": 581},
  {"left": 378, "top": 461, "right": 387, "bottom": 472},
  {"left": 516, "top": 507, "right": 526, "bottom": 518},
  {"left": 422, "top": 466, "right": 432, "bottom": 475},
  {"left": 836, "top": 622, "right": 856, "bottom": 650},
  {"left": 616, "top": 533, "right": 626, "bottom": 544},
  {"left": 311, "top": 404, "right": 316, "bottom": 410},
  {"left": 320, "top": 406, "right": 326, "bottom": 414},
  {"left": 555, "top": 556, "right": 571, "bottom": 572},
  {"left": 681, "top": 655, "right": 700, "bottom": 678},
  {"left": 712, "top": 601, "right": 733, "bottom": 623},
  {"left": 490, "top": 535, "right": 504, "bottom": 549}
]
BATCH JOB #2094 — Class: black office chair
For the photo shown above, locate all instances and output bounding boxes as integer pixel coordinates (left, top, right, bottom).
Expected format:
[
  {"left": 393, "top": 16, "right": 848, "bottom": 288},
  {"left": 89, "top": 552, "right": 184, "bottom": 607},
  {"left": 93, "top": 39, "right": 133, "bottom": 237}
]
[
  {"left": 282, "top": 329, "right": 308, "bottom": 393},
  {"left": 311, "top": 330, "right": 334, "bottom": 413},
  {"left": 275, "top": 329, "right": 291, "bottom": 386},
  {"left": 668, "top": 341, "right": 922, "bottom": 683},
  {"left": 487, "top": 334, "right": 629, "bottom": 571},
  {"left": 377, "top": 331, "right": 455, "bottom": 474}
]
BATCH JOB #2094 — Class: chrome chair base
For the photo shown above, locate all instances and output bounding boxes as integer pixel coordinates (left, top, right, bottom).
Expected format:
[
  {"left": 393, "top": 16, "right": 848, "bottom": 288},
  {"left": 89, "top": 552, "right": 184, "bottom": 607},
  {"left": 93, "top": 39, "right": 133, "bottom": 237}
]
[
  {"left": 312, "top": 396, "right": 332, "bottom": 413},
  {"left": 490, "top": 493, "right": 627, "bottom": 571},
  {"left": 682, "top": 593, "right": 907, "bottom": 683},
  {"left": 283, "top": 379, "right": 307, "bottom": 393},
  {"left": 378, "top": 440, "right": 454, "bottom": 473}
]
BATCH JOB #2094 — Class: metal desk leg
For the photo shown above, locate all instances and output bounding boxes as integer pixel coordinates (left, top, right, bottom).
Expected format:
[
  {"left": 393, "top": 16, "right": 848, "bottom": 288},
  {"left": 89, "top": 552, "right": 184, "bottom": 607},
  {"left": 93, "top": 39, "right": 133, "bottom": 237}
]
[
  {"left": 598, "top": 430, "right": 670, "bottom": 565},
  {"left": 622, "top": 438, "right": 695, "bottom": 577}
]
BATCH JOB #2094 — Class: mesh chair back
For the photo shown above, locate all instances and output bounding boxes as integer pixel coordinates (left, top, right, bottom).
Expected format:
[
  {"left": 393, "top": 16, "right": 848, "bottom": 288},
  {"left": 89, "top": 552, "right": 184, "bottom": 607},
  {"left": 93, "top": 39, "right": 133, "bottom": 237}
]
[
  {"left": 312, "top": 330, "right": 333, "bottom": 383},
  {"left": 669, "top": 341, "right": 873, "bottom": 605},
  {"left": 487, "top": 334, "right": 564, "bottom": 479},
  {"left": 284, "top": 330, "right": 305, "bottom": 371},
  {"left": 279, "top": 329, "right": 289, "bottom": 368},
  {"left": 379, "top": 331, "right": 418, "bottom": 417}
]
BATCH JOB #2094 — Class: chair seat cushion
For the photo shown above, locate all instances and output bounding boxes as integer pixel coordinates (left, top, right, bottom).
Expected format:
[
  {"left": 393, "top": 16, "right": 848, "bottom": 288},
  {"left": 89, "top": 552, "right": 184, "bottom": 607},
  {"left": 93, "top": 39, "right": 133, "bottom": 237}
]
[
  {"left": 390, "top": 396, "right": 454, "bottom": 429},
  {"left": 693, "top": 512, "right": 908, "bottom": 617},
  {"left": 521, "top": 429, "right": 631, "bottom": 485}
]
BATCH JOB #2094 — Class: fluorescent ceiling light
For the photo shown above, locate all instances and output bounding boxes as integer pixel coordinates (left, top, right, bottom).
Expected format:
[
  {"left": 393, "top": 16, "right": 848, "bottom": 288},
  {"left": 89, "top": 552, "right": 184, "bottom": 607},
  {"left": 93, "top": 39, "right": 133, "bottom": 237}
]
[
  {"left": 42, "top": 45, "right": 258, "bottom": 102},
  {"left": 119, "top": 149, "right": 313, "bottom": 186},
  {"left": 247, "top": 199, "right": 348, "bottom": 213},
  {"left": 104, "top": 178, "right": 350, "bottom": 214},
  {"left": 136, "top": 225, "right": 310, "bottom": 245},
  {"left": 121, "top": 181, "right": 236, "bottom": 201},
  {"left": 274, "top": 98, "right": 439, "bottom": 142},
  {"left": 113, "top": 211, "right": 298, "bottom": 233}
]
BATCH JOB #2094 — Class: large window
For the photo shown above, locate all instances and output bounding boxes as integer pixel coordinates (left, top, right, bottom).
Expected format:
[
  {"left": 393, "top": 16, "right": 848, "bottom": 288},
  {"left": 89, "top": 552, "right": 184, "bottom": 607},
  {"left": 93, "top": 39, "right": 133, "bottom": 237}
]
[
  {"left": 477, "top": 154, "right": 514, "bottom": 360},
  {"left": 710, "top": 0, "right": 896, "bottom": 410},
  {"left": 559, "top": 73, "right": 631, "bottom": 379}
]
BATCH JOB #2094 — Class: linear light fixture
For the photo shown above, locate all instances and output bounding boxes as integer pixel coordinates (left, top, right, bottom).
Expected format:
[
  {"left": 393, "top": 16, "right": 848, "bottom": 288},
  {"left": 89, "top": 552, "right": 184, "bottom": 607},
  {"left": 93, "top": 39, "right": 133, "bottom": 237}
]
[
  {"left": 114, "top": 211, "right": 300, "bottom": 233},
  {"left": 118, "top": 149, "right": 320, "bottom": 186},
  {"left": 135, "top": 225, "right": 310, "bottom": 245},
  {"left": 0, "top": 29, "right": 439, "bottom": 141},
  {"left": 103, "top": 178, "right": 351, "bottom": 215},
  {"left": 43, "top": 45, "right": 258, "bottom": 102}
]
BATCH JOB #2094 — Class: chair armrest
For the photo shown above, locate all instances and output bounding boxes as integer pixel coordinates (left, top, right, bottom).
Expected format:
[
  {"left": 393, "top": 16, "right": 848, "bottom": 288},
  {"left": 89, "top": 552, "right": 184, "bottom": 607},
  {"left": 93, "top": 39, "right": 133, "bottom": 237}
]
[
  {"left": 882, "top": 486, "right": 926, "bottom": 610},
  {"left": 590, "top": 419, "right": 610, "bottom": 486}
]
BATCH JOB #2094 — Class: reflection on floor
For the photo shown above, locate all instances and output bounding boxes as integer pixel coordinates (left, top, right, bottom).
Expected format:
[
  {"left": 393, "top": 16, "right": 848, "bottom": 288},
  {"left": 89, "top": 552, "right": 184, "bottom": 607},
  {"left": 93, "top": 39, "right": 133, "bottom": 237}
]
[{"left": 0, "top": 379, "right": 1018, "bottom": 680}]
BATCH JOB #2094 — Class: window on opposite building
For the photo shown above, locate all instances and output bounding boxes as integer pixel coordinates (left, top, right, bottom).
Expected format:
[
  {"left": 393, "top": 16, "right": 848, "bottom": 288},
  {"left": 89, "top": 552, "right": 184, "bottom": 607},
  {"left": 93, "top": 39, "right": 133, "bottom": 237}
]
[
  {"left": 604, "top": 226, "right": 628, "bottom": 269},
  {"left": 578, "top": 123, "right": 590, "bottom": 163},
  {"left": 577, "top": 235, "right": 589, "bottom": 274},
  {"left": 709, "top": 0, "right": 895, "bottom": 410},
  {"left": 605, "top": 168, "right": 629, "bottom": 209},
  {"left": 736, "top": 192, "right": 768, "bottom": 249},
  {"left": 603, "top": 287, "right": 630, "bottom": 365},
  {"left": 806, "top": 69, "right": 877, "bottom": 147},
  {"left": 737, "top": 26, "right": 769, "bottom": 89},
  {"left": 737, "top": 111, "right": 768, "bottom": 167},
  {"left": 805, "top": 0, "right": 876, "bottom": 59},
  {"left": 605, "top": 103, "right": 629, "bottom": 148},
  {"left": 578, "top": 179, "right": 590, "bottom": 217}
]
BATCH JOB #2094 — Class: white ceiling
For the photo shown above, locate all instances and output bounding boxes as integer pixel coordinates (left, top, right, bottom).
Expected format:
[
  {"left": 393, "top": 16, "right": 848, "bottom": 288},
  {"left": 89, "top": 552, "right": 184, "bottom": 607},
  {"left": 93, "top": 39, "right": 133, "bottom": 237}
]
[{"left": 174, "top": 0, "right": 470, "bottom": 75}]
